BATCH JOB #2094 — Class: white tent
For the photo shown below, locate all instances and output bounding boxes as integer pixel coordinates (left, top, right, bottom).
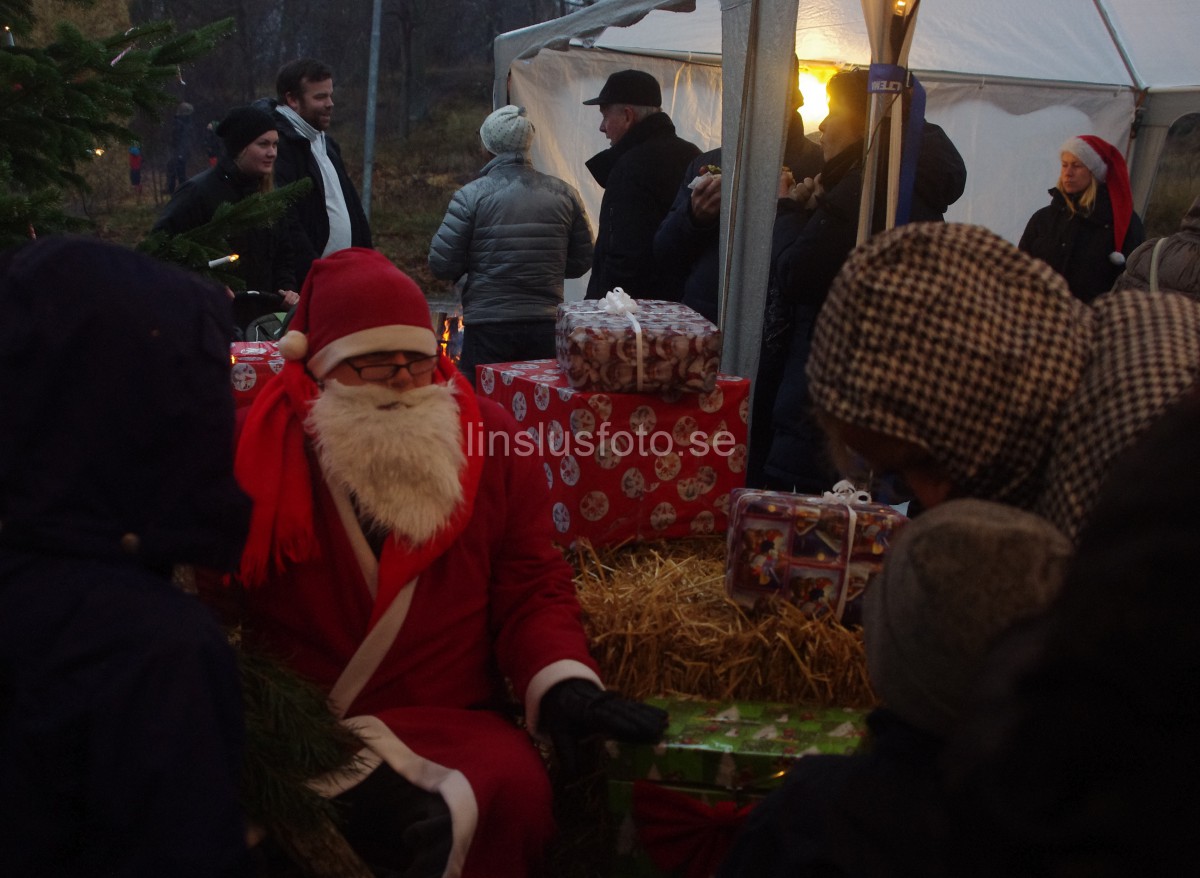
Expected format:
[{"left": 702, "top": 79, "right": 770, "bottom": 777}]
[{"left": 493, "top": 0, "right": 1200, "bottom": 379}]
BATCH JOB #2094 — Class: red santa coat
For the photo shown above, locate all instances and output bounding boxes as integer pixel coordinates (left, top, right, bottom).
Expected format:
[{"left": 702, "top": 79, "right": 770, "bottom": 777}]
[{"left": 236, "top": 362, "right": 601, "bottom": 877}]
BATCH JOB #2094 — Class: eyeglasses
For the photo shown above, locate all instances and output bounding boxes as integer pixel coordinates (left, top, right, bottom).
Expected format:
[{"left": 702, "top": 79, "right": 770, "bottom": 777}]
[{"left": 344, "top": 353, "right": 438, "bottom": 382}]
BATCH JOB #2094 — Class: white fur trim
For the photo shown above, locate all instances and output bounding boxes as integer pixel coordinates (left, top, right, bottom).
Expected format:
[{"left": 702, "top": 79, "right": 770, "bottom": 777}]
[
  {"left": 326, "top": 479, "right": 380, "bottom": 598},
  {"left": 327, "top": 578, "right": 418, "bottom": 718},
  {"left": 314, "top": 715, "right": 479, "bottom": 878},
  {"left": 308, "top": 742, "right": 383, "bottom": 798},
  {"left": 309, "top": 325, "right": 438, "bottom": 378},
  {"left": 1110, "top": 250, "right": 1126, "bottom": 266},
  {"left": 524, "top": 660, "right": 605, "bottom": 738},
  {"left": 1061, "top": 137, "right": 1106, "bottom": 182}
]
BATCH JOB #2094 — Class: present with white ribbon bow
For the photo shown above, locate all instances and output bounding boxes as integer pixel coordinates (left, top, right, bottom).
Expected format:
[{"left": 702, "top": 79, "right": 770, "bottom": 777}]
[
  {"left": 725, "top": 483, "right": 909, "bottom": 623},
  {"left": 555, "top": 293, "right": 722, "bottom": 394}
]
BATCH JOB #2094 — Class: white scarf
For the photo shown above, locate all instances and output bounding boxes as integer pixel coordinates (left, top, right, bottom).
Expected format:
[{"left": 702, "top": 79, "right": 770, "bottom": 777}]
[{"left": 276, "top": 104, "right": 353, "bottom": 255}]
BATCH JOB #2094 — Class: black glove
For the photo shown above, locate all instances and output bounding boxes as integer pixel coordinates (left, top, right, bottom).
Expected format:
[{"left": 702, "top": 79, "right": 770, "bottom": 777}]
[{"left": 539, "top": 679, "right": 669, "bottom": 778}]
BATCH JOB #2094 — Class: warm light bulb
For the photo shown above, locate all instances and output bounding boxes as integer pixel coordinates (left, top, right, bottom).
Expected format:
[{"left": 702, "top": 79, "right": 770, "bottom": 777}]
[{"left": 797, "top": 68, "right": 835, "bottom": 134}]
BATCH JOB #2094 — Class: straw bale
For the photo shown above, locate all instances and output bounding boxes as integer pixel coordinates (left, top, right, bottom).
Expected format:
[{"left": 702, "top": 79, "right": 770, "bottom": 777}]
[{"left": 570, "top": 537, "right": 879, "bottom": 709}]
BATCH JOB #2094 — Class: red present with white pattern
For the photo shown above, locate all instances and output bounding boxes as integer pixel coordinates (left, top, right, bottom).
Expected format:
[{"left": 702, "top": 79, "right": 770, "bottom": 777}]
[
  {"left": 555, "top": 299, "right": 721, "bottom": 394},
  {"left": 477, "top": 360, "right": 750, "bottom": 548},
  {"left": 229, "top": 341, "right": 284, "bottom": 409}
]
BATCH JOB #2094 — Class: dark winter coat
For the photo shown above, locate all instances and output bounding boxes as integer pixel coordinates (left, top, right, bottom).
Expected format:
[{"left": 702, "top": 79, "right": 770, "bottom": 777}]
[
  {"left": 0, "top": 236, "right": 252, "bottom": 877},
  {"left": 653, "top": 133, "right": 823, "bottom": 326},
  {"left": 266, "top": 101, "right": 373, "bottom": 285},
  {"left": 1019, "top": 184, "right": 1146, "bottom": 303},
  {"left": 717, "top": 710, "right": 950, "bottom": 878},
  {"left": 652, "top": 148, "right": 723, "bottom": 323},
  {"left": 584, "top": 111, "right": 700, "bottom": 300},
  {"left": 428, "top": 152, "right": 593, "bottom": 325},
  {"left": 762, "top": 122, "right": 967, "bottom": 491},
  {"left": 153, "top": 156, "right": 297, "bottom": 297},
  {"left": 1113, "top": 195, "right": 1200, "bottom": 299}
]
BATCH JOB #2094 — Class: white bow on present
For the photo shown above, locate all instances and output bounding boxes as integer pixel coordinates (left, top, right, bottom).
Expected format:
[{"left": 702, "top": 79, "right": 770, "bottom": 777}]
[
  {"left": 822, "top": 480, "right": 873, "bottom": 622},
  {"left": 600, "top": 287, "right": 645, "bottom": 391}
]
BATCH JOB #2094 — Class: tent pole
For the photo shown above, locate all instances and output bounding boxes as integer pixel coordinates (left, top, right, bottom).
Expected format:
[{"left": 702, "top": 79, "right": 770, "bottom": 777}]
[{"left": 361, "top": 0, "right": 383, "bottom": 218}]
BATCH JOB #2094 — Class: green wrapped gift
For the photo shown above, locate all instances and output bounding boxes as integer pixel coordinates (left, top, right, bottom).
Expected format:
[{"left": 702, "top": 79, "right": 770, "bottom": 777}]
[
  {"left": 609, "top": 697, "right": 869, "bottom": 791},
  {"left": 605, "top": 697, "right": 869, "bottom": 876}
]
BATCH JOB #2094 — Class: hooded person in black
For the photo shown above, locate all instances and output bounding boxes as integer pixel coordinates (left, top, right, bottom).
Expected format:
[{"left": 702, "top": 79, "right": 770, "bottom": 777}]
[
  {"left": 0, "top": 236, "right": 253, "bottom": 876},
  {"left": 759, "top": 68, "right": 967, "bottom": 494},
  {"left": 652, "top": 57, "right": 825, "bottom": 326}
]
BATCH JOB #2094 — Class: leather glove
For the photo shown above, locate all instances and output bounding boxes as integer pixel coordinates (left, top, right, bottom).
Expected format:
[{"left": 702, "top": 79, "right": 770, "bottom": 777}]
[{"left": 539, "top": 679, "right": 669, "bottom": 778}]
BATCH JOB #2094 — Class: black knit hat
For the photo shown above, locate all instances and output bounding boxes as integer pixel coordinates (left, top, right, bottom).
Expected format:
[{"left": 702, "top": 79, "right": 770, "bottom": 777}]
[{"left": 216, "top": 106, "right": 277, "bottom": 158}]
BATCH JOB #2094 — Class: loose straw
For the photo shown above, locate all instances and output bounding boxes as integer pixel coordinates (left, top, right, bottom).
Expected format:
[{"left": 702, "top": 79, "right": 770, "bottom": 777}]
[{"left": 570, "top": 537, "right": 878, "bottom": 709}]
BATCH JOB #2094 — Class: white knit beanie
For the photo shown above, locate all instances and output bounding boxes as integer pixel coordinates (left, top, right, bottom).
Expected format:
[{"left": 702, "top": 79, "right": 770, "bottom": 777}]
[{"left": 480, "top": 105, "right": 534, "bottom": 155}]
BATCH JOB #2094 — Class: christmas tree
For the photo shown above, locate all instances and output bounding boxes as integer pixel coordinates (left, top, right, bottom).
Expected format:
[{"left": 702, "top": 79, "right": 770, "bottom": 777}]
[{"left": 0, "top": 0, "right": 233, "bottom": 247}]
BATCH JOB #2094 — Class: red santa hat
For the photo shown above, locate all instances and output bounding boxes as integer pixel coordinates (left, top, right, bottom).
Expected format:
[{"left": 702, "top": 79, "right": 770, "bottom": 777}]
[
  {"left": 278, "top": 247, "right": 437, "bottom": 378},
  {"left": 1061, "top": 135, "right": 1133, "bottom": 266}
]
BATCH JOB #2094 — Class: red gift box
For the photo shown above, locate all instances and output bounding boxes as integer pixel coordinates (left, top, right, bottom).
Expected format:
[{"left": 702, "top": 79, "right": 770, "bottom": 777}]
[
  {"left": 229, "top": 341, "right": 283, "bottom": 409},
  {"left": 725, "top": 484, "right": 909, "bottom": 624},
  {"left": 477, "top": 360, "right": 750, "bottom": 548}
]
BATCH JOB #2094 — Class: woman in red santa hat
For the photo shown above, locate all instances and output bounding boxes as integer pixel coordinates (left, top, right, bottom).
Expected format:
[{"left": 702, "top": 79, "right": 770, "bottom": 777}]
[{"left": 1019, "top": 134, "right": 1146, "bottom": 302}]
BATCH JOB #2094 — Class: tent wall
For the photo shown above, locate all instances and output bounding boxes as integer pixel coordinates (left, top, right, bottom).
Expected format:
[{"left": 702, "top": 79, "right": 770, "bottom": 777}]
[
  {"left": 494, "top": 0, "right": 1200, "bottom": 380},
  {"left": 507, "top": 50, "right": 723, "bottom": 303},
  {"left": 506, "top": 47, "right": 1137, "bottom": 282}
]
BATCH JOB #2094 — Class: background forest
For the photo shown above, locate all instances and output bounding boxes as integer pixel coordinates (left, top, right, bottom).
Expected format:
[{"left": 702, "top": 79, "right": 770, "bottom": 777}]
[
  {"left": 11, "top": 0, "right": 594, "bottom": 296},
  {"left": 8, "top": 0, "right": 1200, "bottom": 298}
]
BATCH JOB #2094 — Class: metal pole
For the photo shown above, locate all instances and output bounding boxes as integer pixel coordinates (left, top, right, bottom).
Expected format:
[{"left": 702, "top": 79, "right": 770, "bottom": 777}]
[{"left": 361, "top": 0, "right": 383, "bottom": 217}]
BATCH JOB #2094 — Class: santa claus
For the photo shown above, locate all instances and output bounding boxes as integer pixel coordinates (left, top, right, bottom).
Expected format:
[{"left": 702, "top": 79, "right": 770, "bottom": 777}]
[{"left": 232, "top": 248, "right": 665, "bottom": 876}]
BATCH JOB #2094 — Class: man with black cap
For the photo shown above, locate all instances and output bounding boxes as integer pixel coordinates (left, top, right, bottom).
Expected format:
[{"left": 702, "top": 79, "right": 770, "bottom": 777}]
[
  {"left": 231, "top": 247, "right": 667, "bottom": 877},
  {"left": 154, "top": 104, "right": 299, "bottom": 329},
  {"left": 582, "top": 68, "right": 701, "bottom": 300}
]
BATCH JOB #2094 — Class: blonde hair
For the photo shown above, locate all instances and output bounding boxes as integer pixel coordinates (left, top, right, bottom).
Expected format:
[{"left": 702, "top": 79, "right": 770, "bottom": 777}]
[{"left": 1057, "top": 162, "right": 1098, "bottom": 217}]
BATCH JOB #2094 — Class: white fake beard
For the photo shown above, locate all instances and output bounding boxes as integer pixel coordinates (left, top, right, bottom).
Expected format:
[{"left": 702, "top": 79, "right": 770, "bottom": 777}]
[{"left": 306, "top": 379, "right": 466, "bottom": 545}]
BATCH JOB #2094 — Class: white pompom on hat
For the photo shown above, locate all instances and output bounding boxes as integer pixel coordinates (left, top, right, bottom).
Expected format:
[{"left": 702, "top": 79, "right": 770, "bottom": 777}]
[
  {"left": 479, "top": 105, "right": 535, "bottom": 155},
  {"left": 1061, "top": 134, "right": 1134, "bottom": 265},
  {"left": 278, "top": 247, "right": 437, "bottom": 379}
]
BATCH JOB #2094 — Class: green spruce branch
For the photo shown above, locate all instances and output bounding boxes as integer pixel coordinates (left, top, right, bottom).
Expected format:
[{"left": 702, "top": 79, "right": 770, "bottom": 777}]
[{"left": 138, "top": 178, "right": 312, "bottom": 289}]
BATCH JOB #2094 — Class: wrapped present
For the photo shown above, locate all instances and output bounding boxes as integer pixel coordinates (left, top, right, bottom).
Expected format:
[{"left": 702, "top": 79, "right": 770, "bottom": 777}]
[
  {"left": 725, "top": 482, "right": 909, "bottom": 624},
  {"left": 476, "top": 360, "right": 749, "bottom": 548},
  {"left": 607, "top": 697, "right": 869, "bottom": 878},
  {"left": 229, "top": 341, "right": 283, "bottom": 409},
  {"left": 555, "top": 290, "right": 721, "bottom": 394}
]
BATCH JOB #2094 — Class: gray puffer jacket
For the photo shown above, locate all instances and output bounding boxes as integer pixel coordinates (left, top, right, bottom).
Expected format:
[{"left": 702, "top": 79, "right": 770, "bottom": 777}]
[
  {"left": 428, "top": 153, "right": 594, "bottom": 324},
  {"left": 1113, "top": 196, "right": 1200, "bottom": 300}
]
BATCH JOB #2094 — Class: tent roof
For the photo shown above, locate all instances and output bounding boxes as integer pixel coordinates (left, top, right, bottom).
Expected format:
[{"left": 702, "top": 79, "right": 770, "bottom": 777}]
[{"left": 498, "top": 0, "right": 1200, "bottom": 94}]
